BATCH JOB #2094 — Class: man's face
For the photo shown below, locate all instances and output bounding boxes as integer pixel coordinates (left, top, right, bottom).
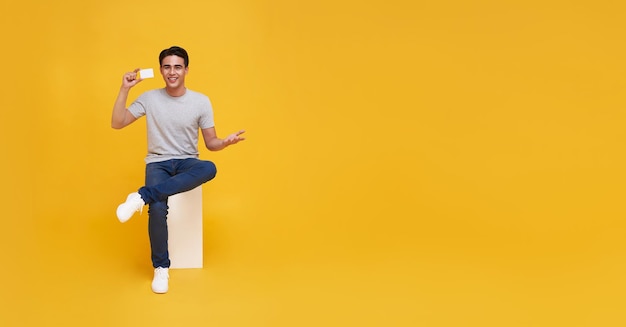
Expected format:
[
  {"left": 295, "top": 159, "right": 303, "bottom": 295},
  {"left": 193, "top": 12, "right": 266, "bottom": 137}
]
[{"left": 160, "top": 55, "right": 188, "bottom": 89}]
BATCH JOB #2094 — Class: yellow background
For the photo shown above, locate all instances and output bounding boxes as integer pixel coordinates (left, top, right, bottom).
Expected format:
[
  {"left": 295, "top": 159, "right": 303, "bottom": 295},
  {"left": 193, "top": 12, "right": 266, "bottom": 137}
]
[{"left": 2, "top": 0, "right": 626, "bottom": 326}]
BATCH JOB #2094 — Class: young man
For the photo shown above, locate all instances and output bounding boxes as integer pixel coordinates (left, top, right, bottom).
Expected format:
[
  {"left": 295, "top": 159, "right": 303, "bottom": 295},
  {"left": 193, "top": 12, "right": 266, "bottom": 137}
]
[{"left": 111, "top": 46, "right": 245, "bottom": 294}]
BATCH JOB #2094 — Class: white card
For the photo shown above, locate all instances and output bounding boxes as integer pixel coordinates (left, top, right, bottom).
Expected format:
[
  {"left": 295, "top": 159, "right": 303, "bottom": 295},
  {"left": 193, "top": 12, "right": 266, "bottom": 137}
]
[{"left": 139, "top": 68, "right": 154, "bottom": 79}]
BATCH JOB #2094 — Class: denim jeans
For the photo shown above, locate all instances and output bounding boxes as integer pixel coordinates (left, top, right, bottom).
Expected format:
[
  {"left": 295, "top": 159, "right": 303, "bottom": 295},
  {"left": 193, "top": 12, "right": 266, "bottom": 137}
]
[{"left": 138, "top": 158, "right": 217, "bottom": 268}]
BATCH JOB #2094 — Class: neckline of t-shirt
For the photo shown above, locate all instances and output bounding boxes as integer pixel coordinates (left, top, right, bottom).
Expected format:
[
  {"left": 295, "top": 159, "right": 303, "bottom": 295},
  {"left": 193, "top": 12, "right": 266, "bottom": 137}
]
[{"left": 161, "top": 88, "right": 189, "bottom": 99}]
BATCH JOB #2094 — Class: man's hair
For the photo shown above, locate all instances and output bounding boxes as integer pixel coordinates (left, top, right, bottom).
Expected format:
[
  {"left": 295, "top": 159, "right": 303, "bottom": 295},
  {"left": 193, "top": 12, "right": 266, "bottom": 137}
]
[{"left": 159, "top": 46, "right": 189, "bottom": 67}]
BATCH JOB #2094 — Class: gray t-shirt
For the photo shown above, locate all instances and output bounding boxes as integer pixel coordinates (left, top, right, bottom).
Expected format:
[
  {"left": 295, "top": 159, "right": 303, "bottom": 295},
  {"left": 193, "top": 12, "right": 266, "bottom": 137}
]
[{"left": 128, "top": 88, "right": 215, "bottom": 164}]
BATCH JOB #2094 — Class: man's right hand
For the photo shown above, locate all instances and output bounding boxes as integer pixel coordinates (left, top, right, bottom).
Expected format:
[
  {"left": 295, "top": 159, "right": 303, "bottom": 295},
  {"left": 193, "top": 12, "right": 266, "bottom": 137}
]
[{"left": 122, "top": 68, "right": 143, "bottom": 89}]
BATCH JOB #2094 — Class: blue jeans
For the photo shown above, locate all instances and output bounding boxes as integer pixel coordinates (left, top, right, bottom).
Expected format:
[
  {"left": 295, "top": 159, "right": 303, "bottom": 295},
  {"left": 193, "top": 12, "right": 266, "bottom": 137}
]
[{"left": 138, "top": 158, "right": 217, "bottom": 268}]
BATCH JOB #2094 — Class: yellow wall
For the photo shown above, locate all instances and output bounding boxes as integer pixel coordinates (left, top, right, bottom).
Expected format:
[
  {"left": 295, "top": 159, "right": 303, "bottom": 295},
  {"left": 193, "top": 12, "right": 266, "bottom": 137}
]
[{"left": 2, "top": 0, "right": 626, "bottom": 326}]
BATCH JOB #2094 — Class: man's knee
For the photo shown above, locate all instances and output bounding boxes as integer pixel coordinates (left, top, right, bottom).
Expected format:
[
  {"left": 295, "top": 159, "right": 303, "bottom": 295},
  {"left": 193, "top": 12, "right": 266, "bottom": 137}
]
[
  {"left": 202, "top": 161, "right": 217, "bottom": 181},
  {"left": 148, "top": 201, "right": 169, "bottom": 216}
]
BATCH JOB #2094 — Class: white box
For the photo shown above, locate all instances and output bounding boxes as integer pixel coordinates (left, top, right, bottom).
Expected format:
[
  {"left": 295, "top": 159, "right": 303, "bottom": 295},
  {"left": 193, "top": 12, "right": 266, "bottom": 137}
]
[{"left": 167, "top": 186, "right": 203, "bottom": 269}]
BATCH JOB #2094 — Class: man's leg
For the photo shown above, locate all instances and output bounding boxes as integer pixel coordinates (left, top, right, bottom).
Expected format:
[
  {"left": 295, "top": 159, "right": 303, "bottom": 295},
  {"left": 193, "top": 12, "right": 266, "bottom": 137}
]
[
  {"left": 143, "top": 161, "right": 174, "bottom": 269},
  {"left": 143, "top": 161, "right": 175, "bottom": 294},
  {"left": 138, "top": 158, "right": 217, "bottom": 204},
  {"left": 117, "top": 158, "right": 216, "bottom": 224}
]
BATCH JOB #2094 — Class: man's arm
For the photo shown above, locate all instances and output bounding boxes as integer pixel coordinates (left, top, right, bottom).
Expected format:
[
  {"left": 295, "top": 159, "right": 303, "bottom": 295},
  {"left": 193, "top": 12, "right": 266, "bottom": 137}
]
[
  {"left": 202, "top": 127, "right": 246, "bottom": 151},
  {"left": 111, "top": 69, "right": 142, "bottom": 129}
]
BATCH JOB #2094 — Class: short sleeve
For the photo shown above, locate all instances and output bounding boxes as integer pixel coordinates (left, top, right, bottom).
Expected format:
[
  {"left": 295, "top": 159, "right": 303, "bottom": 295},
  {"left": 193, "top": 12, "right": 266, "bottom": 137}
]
[
  {"left": 198, "top": 96, "right": 215, "bottom": 129},
  {"left": 128, "top": 93, "right": 147, "bottom": 119}
]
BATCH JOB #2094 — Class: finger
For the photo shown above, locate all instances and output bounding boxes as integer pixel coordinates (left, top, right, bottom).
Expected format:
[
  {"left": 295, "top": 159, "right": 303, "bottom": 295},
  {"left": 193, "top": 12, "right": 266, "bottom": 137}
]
[
  {"left": 133, "top": 68, "right": 141, "bottom": 73},
  {"left": 236, "top": 130, "right": 246, "bottom": 136},
  {"left": 130, "top": 73, "right": 143, "bottom": 82}
]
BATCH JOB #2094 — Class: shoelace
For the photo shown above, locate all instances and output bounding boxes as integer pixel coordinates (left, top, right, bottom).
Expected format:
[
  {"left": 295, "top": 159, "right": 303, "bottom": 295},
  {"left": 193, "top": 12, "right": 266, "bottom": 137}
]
[
  {"left": 155, "top": 268, "right": 169, "bottom": 280},
  {"left": 133, "top": 194, "right": 144, "bottom": 215}
]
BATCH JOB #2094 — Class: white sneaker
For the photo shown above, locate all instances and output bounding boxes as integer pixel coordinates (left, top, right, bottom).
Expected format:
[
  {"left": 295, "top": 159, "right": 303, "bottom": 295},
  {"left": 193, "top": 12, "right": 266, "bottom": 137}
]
[
  {"left": 152, "top": 267, "right": 169, "bottom": 293},
  {"left": 116, "top": 192, "right": 145, "bottom": 223}
]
